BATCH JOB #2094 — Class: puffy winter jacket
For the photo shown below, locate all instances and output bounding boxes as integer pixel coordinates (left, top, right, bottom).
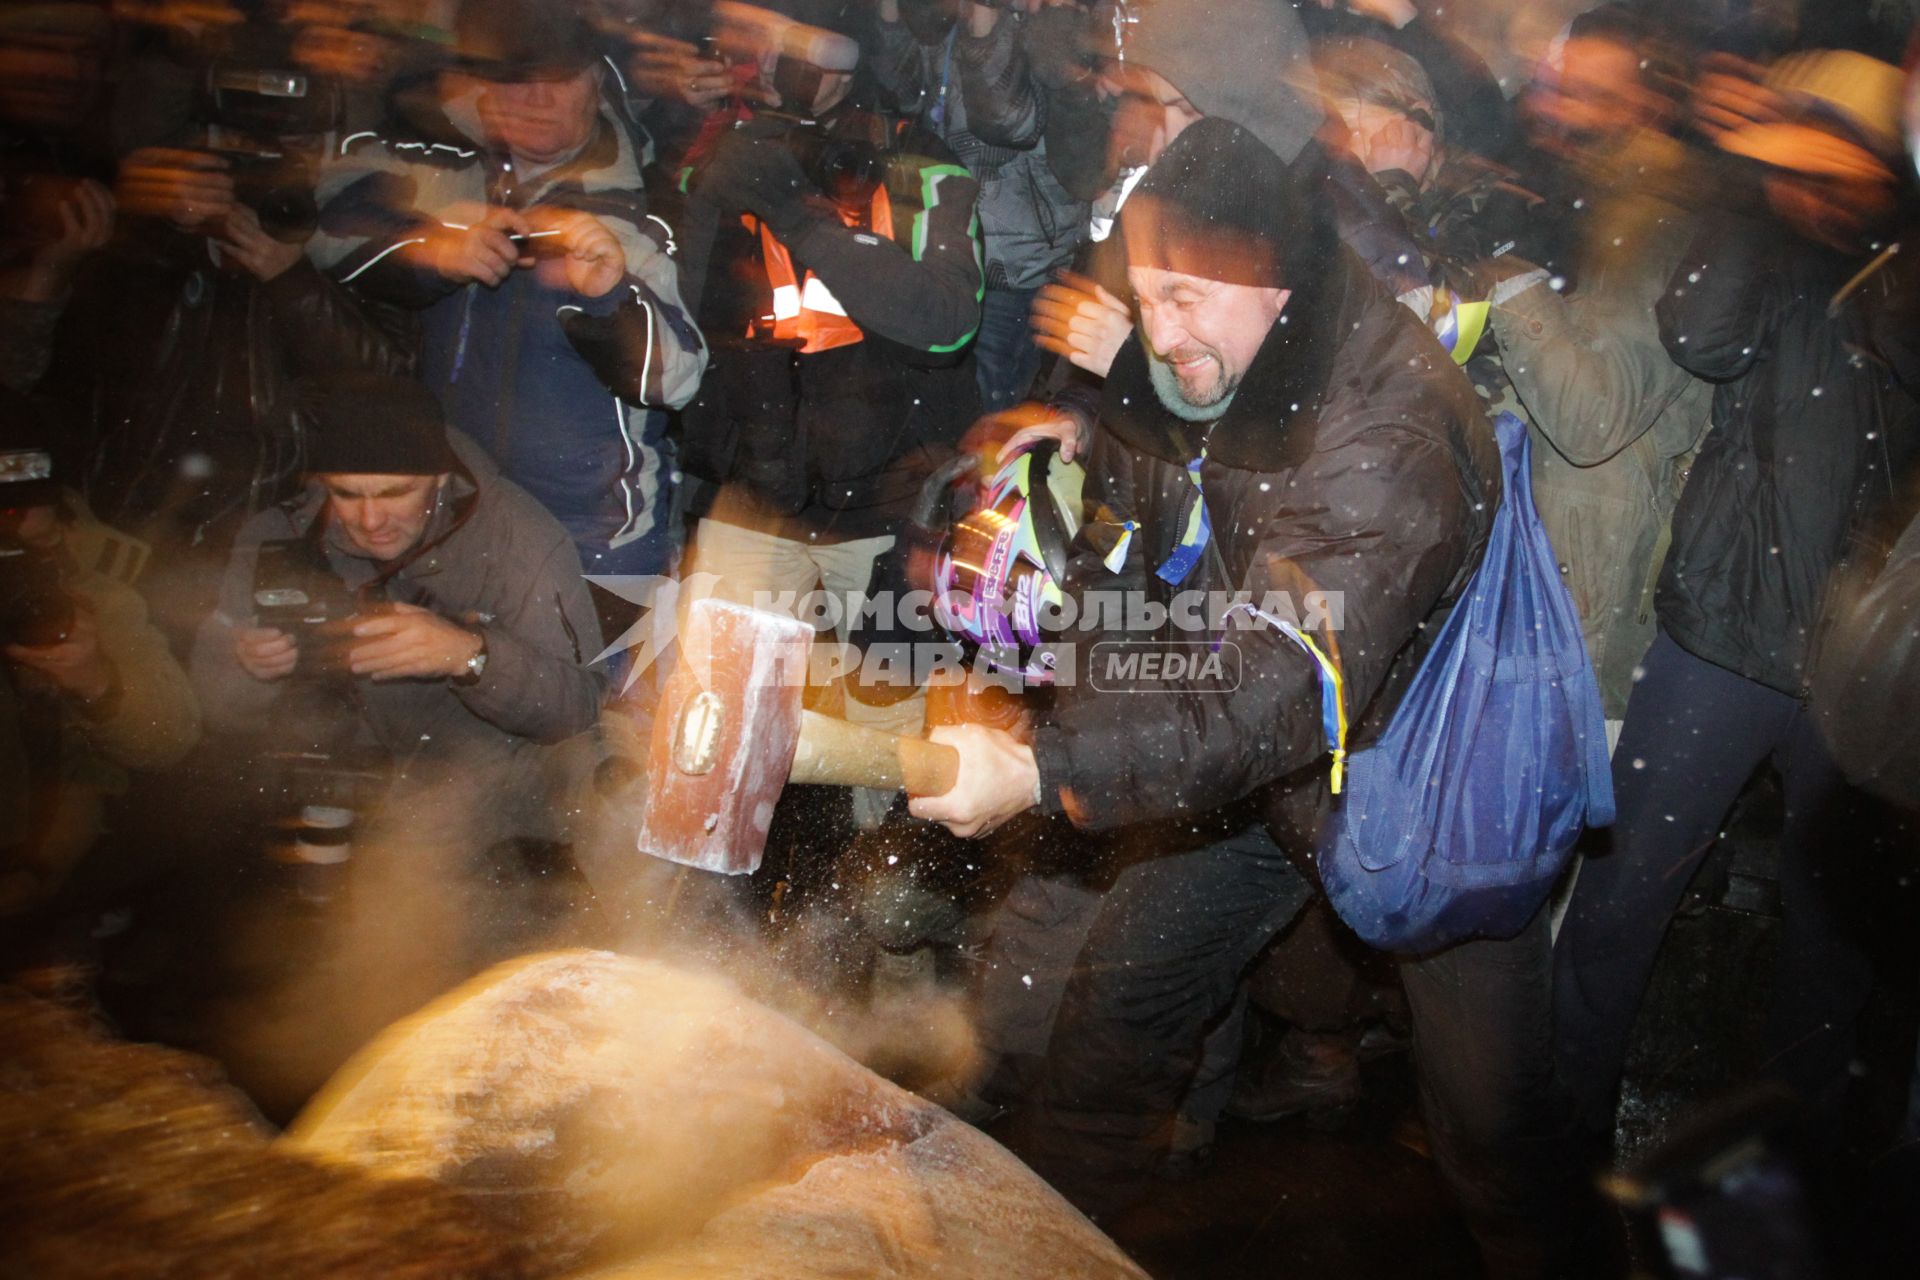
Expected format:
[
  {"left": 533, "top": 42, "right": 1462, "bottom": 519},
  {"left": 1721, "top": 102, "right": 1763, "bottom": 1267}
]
[
  {"left": 1032, "top": 247, "right": 1499, "bottom": 833},
  {"left": 309, "top": 76, "right": 707, "bottom": 574},
  {"left": 1654, "top": 210, "right": 1920, "bottom": 695}
]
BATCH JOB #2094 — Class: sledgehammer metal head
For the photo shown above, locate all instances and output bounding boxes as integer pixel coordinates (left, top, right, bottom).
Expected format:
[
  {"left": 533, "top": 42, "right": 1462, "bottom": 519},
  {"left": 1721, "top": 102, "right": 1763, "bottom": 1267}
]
[
  {"left": 633, "top": 598, "right": 811, "bottom": 876},
  {"left": 631, "top": 598, "right": 960, "bottom": 876}
]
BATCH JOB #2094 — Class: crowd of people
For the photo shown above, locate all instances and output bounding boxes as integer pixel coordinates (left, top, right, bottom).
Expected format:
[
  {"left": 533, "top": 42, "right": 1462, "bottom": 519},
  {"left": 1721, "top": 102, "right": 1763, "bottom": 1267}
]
[{"left": 4, "top": 0, "right": 1920, "bottom": 1276}]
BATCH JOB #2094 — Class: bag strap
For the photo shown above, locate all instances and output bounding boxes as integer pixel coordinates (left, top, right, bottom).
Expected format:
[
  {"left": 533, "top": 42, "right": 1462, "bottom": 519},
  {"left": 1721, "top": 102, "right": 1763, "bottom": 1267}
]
[{"left": 1493, "top": 410, "right": 1619, "bottom": 825}]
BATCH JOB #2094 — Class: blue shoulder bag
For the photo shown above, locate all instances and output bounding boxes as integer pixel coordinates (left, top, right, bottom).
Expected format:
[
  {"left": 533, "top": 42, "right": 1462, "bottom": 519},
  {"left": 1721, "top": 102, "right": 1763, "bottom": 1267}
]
[{"left": 1314, "top": 412, "right": 1614, "bottom": 953}]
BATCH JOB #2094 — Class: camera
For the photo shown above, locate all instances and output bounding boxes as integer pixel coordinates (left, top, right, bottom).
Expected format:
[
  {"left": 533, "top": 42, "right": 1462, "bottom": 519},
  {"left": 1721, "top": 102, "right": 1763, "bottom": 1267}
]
[
  {"left": 196, "top": 56, "right": 339, "bottom": 242},
  {"left": 0, "top": 446, "right": 72, "bottom": 649},
  {"left": 177, "top": 15, "right": 344, "bottom": 243},
  {"left": 251, "top": 535, "right": 375, "bottom": 671},
  {"left": 199, "top": 138, "right": 320, "bottom": 242},
  {"left": 776, "top": 115, "right": 886, "bottom": 202},
  {"left": 0, "top": 537, "right": 73, "bottom": 649},
  {"left": 203, "top": 61, "right": 339, "bottom": 140},
  {"left": 715, "top": 109, "right": 887, "bottom": 211}
]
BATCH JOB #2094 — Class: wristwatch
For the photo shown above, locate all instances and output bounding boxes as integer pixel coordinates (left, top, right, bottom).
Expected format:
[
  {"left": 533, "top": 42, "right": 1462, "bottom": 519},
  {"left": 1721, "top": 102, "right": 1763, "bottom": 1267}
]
[{"left": 453, "top": 629, "right": 489, "bottom": 686}]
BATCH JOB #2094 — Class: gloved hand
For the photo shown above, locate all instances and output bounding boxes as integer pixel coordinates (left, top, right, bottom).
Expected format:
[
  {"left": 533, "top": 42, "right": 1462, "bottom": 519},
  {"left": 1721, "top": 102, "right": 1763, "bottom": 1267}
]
[{"left": 692, "top": 128, "right": 821, "bottom": 238}]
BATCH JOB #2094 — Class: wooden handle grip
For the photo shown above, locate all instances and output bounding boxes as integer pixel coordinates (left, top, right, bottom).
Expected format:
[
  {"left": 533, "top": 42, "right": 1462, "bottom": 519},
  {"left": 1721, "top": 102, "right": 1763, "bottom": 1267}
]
[
  {"left": 790, "top": 710, "right": 959, "bottom": 796},
  {"left": 896, "top": 734, "right": 960, "bottom": 797}
]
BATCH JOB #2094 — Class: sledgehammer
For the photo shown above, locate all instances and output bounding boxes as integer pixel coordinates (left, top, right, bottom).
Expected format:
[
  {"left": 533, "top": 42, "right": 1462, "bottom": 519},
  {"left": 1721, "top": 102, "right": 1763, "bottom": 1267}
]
[{"left": 613, "top": 597, "right": 959, "bottom": 877}]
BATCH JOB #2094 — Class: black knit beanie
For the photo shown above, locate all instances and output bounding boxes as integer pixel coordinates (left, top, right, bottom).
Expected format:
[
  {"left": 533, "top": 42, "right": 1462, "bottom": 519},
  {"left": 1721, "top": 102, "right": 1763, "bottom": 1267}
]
[
  {"left": 301, "top": 374, "right": 458, "bottom": 477},
  {"left": 1120, "top": 118, "right": 1303, "bottom": 289}
]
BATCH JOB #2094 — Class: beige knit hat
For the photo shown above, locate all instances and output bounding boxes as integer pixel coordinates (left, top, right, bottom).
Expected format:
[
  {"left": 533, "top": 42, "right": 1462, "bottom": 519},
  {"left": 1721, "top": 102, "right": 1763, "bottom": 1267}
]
[{"left": 1719, "top": 50, "right": 1906, "bottom": 175}]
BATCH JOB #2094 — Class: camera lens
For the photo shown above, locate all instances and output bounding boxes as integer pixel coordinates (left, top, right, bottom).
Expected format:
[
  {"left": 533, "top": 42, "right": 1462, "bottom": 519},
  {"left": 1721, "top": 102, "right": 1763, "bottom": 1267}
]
[{"left": 253, "top": 187, "right": 319, "bottom": 241}]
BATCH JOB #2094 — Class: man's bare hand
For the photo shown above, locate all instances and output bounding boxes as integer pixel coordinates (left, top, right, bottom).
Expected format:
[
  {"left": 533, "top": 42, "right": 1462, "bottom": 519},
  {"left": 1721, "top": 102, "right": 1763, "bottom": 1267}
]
[
  {"left": 5, "top": 600, "right": 115, "bottom": 702},
  {"left": 527, "top": 206, "right": 626, "bottom": 298},
  {"left": 117, "top": 147, "right": 234, "bottom": 231},
  {"left": 347, "top": 603, "right": 482, "bottom": 681},
  {"left": 907, "top": 722, "right": 1040, "bottom": 839},
  {"left": 626, "top": 33, "right": 748, "bottom": 111},
  {"left": 411, "top": 203, "right": 531, "bottom": 287},
  {"left": 50, "top": 178, "right": 115, "bottom": 257},
  {"left": 1031, "top": 270, "right": 1131, "bottom": 378},
  {"left": 234, "top": 625, "right": 298, "bottom": 682},
  {"left": 1692, "top": 53, "right": 1785, "bottom": 148},
  {"left": 1356, "top": 113, "right": 1433, "bottom": 180},
  {"left": 3, "top": 179, "right": 114, "bottom": 302},
  {"left": 216, "top": 203, "right": 307, "bottom": 281},
  {"left": 993, "top": 400, "right": 1094, "bottom": 464}
]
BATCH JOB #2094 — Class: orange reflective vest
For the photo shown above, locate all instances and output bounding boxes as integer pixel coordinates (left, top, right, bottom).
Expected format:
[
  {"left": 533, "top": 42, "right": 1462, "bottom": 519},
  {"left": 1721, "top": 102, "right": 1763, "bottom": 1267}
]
[{"left": 749, "top": 183, "right": 893, "bottom": 354}]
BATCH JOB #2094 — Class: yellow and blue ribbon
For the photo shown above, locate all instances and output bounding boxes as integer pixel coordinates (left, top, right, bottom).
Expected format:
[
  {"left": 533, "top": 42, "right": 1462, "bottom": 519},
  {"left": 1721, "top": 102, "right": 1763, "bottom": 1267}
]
[
  {"left": 1221, "top": 603, "right": 1350, "bottom": 794},
  {"left": 1434, "top": 291, "right": 1491, "bottom": 366},
  {"left": 1155, "top": 455, "right": 1213, "bottom": 586}
]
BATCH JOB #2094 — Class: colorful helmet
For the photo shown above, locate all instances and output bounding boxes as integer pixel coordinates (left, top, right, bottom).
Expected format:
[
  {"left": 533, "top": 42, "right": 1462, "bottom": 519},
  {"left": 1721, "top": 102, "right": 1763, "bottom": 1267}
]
[{"left": 934, "top": 441, "right": 1083, "bottom": 685}]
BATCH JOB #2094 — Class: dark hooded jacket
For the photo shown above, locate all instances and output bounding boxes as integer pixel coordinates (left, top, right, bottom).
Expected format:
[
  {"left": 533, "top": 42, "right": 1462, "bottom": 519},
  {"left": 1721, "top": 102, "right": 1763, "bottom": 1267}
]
[
  {"left": 675, "top": 88, "right": 984, "bottom": 541},
  {"left": 1031, "top": 244, "right": 1498, "bottom": 835},
  {"left": 1121, "top": 0, "right": 1322, "bottom": 166},
  {"left": 1654, "top": 209, "right": 1920, "bottom": 695},
  {"left": 1032, "top": 0, "right": 1323, "bottom": 434}
]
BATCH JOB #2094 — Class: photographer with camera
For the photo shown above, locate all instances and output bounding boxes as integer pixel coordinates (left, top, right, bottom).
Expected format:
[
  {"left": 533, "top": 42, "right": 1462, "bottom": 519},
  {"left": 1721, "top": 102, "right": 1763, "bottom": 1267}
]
[
  {"left": 308, "top": 0, "right": 707, "bottom": 591},
  {"left": 2, "top": 391, "right": 201, "bottom": 921},
  {"left": 670, "top": 2, "right": 982, "bottom": 823},
  {"left": 86, "top": 7, "right": 415, "bottom": 562},
  {"left": 191, "top": 372, "right": 607, "bottom": 854}
]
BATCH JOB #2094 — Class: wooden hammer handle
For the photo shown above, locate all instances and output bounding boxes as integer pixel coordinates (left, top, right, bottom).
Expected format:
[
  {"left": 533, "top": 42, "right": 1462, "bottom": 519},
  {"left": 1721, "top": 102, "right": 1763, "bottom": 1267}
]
[{"left": 790, "top": 709, "right": 959, "bottom": 796}]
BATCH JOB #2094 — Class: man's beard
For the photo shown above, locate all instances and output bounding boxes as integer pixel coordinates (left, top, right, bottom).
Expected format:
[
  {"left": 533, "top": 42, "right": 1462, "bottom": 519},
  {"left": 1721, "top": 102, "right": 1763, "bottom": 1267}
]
[{"left": 1146, "top": 346, "right": 1238, "bottom": 423}]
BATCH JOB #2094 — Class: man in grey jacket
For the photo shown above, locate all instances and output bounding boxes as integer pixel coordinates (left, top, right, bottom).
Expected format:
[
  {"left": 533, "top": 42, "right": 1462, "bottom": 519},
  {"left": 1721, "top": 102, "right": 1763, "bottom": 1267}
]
[{"left": 191, "top": 373, "right": 607, "bottom": 854}]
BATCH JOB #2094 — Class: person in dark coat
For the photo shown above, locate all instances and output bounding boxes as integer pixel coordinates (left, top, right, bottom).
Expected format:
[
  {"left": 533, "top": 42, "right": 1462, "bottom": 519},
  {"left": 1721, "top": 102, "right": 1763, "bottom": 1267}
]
[
  {"left": 1554, "top": 49, "right": 1920, "bottom": 1154},
  {"left": 916, "top": 119, "right": 1607, "bottom": 1276},
  {"left": 666, "top": 11, "right": 983, "bottom": 823}
]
